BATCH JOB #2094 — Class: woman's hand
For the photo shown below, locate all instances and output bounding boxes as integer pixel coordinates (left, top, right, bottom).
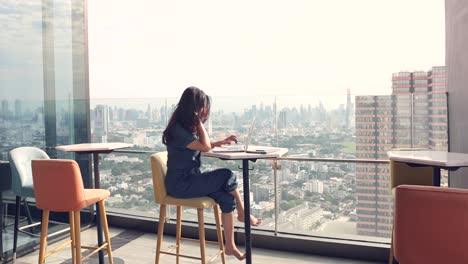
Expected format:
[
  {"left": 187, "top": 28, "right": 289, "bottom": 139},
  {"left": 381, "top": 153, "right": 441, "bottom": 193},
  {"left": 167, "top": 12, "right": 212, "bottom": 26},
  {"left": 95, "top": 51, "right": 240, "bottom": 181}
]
[
  {"left": 194, "top": 112, "right": 201, "bottom": 122},
  {"left": 195, "top": 109, "right": 208, "bottom": 123},
  {"left": 223, "top": 135, "right": 238, "bottom": 144},
  {"left": 212, "top": 135, "right": 238, "bottom": 147},
  {"left": 194, "top": 112, "right": 205, "bottom": 128}
]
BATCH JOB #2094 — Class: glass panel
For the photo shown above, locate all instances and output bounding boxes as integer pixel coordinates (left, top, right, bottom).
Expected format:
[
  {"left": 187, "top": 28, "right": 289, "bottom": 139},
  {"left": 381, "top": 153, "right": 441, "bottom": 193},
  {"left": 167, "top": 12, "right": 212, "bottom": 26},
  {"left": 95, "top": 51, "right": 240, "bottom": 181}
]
[
  {"left": 99, "top": 151, "right": 156, "bottom": 215},
  {"left": 0, "top": 0, "right": 88, "bottom": 257},
  {"left": 0, "top": 1, "right": 45, "bottom": 159},
  {"left": 93, "top": 89, "right": 448, "bottom": 242},
  {"left": 54, "top": 1, "right": 74, "bottom": 147}
]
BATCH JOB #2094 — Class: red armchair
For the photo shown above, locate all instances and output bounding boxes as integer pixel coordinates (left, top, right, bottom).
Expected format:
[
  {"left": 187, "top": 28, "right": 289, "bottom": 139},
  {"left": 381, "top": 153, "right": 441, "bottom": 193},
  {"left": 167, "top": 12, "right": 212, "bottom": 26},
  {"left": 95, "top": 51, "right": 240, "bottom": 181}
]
[{"left": 394, "top": 185, "right": 468, "bottom": 264}]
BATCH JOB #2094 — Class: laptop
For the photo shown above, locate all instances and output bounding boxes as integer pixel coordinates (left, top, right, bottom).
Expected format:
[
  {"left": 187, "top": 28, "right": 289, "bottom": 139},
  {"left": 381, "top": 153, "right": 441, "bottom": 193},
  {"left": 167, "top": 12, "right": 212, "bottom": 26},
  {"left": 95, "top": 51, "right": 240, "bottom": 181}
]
[{"left": 212, "top": 118, "right": 275, "bottom": 154}]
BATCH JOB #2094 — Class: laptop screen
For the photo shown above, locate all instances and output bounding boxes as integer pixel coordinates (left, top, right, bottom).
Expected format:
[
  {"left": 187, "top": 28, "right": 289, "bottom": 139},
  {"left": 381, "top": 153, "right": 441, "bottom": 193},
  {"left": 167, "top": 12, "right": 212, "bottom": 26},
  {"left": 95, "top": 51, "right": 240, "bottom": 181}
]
[{"left": 244, "top": 116, "right": 256, "bottom": 151}]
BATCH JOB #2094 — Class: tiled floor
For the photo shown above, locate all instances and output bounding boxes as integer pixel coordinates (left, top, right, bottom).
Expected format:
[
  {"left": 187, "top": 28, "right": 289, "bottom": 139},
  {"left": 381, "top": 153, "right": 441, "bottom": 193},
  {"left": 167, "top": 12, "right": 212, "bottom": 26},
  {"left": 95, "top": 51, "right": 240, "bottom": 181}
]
[{"left": 16, "top": 227, "right": 381, "bottom": 264}]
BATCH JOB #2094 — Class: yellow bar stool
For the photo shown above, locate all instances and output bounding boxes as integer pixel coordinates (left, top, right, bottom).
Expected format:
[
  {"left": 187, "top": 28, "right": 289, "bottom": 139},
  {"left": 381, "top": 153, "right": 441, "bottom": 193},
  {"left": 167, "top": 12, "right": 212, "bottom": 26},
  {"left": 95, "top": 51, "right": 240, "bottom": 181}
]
[{"left": 151, "top": 152, "right": 226, "bottom": 264}]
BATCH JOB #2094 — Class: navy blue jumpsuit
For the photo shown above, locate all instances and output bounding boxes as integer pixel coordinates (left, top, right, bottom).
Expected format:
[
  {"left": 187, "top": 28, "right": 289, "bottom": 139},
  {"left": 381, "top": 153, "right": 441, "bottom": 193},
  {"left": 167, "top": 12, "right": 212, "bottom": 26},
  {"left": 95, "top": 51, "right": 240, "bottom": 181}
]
[{"left": 165, "top": 123, "right": 238, "bottom": 213}]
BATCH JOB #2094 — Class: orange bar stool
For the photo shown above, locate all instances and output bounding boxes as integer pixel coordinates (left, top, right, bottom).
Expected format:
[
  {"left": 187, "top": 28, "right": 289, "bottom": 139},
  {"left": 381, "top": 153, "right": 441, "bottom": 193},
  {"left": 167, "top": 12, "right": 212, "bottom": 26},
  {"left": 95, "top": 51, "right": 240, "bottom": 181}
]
[
  {"left": 151, "top": 152, "right": 226, "bottom": 264},
  {"left": 31, "top": 159, "right": 113, "bottom": 264}
]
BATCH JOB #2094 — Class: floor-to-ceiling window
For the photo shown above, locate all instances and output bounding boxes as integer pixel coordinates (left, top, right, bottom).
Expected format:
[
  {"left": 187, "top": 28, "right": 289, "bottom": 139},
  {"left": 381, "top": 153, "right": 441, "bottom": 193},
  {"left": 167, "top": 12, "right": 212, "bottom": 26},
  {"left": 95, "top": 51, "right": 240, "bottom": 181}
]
[
  {"left": 0, "top": 0, "right": 90, "bottom": 159},
  {"left": 0, "top": 0, "right": 446, "bottom": 261},
  {"left": 0, "top": 0, "right": 89, "bottom": 257},
  {"left": 86, "top": 0, "right": 446, "bottom": 246}
]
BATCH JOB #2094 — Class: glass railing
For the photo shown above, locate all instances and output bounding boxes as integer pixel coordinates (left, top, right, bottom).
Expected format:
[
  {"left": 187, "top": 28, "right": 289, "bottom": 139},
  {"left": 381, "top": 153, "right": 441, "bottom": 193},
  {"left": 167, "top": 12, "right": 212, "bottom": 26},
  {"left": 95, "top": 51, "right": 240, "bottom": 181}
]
[
  {"left": 86, "top": 93, "right": 448, "bottom": 244},
  {"left": 98, "top": 150, "right": 390, "bottom": 243}
]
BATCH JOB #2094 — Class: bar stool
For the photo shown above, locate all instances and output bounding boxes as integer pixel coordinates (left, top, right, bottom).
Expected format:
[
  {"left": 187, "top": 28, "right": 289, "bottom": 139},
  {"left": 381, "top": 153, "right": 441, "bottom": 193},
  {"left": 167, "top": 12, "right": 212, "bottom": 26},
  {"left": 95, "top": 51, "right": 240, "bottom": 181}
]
[
  {"left": 31, "top": 159, "right": 113, "bottom": 264},
  {"left": 150, "top": 152, "right": 226, "bottom": 264},
  {"left": 8, "top": 146, "right": 57, "bottom": 261}
]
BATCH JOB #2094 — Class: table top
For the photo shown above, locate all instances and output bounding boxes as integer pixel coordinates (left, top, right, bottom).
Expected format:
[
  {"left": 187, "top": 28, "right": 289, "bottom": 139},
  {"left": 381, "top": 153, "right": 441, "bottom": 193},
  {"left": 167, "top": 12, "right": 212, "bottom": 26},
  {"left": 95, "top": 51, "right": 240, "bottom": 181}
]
[
  {"left": 203, "top": 146, "right": 288, "bottom": 160},
  {"left": 56, "top": 143, "right": 134, "bottom": 153},
  {"left": 387, "top": 150, "right": 468, "bottom": 167}
]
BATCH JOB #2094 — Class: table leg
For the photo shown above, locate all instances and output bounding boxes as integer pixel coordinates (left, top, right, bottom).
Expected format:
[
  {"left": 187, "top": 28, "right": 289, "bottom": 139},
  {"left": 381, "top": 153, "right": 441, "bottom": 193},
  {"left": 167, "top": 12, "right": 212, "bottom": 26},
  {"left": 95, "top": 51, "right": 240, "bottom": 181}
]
[
  {"left": 242, "top": 159, "right": 252, "bottom": 264},
  {"left": 433, "top": 167, "right": 441, "bottom": 186},
  {"left": 93, "top": 153, "right": 105, "bottom": 264}
]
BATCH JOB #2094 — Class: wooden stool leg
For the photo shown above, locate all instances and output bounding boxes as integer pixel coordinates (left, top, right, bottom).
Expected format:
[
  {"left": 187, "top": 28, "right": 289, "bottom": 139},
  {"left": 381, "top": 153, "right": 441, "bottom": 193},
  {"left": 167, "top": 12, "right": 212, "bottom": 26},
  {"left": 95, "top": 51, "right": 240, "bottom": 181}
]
[
  {"left": 155, "top": 204, "right": 166, "bottom": 264},
  {"left": 176, "top": 206, "right": 182, "bottom": 264},
  {"left": 38, "top": 210, "right": 50, "bottom": 264},
  {"left": 74, "top": 210, "right": 82, "bottom": 264},
  {"left": 197, "top": 208, "right": 206, "bottom": 264},
  {"left": 99, "top": 201, "right": 114, "bottom": 264},
  {"left": 69, "top": 211, "right": 76, "bottom": 264},
  {"left": 214, "top": 205, "right": 226, "bottom": 264}
]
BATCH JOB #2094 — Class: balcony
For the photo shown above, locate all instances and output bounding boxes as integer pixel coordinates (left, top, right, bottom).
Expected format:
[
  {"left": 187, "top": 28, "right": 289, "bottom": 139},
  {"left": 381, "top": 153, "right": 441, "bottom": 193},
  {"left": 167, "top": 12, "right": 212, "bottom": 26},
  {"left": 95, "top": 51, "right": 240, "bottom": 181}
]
[
  {"left": 0, "top": 91, "right": 449, "bottom": 262},
  {"left": 2, "top": 0, "right": 459, "bottom": 262},
  {"left": 15, "top": 226, "right": 377, "bottom": 263}
]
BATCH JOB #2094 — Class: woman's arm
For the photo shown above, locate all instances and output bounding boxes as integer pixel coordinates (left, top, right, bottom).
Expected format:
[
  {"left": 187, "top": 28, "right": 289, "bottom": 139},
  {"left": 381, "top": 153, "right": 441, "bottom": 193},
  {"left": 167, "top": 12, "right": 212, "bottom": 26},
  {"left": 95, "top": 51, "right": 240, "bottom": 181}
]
[
  {"left": 186, "top": 119, "right": 212, "bottom": 152},
  {"left": 211, "top": 135, "right": 238, "bottom": 148}
]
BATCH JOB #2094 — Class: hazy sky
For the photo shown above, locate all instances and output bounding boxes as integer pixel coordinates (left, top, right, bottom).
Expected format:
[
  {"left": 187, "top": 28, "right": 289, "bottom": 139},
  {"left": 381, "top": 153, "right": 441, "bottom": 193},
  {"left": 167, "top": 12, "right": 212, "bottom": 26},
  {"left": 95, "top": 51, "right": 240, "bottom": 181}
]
[{"left": 88, "top": 0, "right": 445, "bottom": 99}]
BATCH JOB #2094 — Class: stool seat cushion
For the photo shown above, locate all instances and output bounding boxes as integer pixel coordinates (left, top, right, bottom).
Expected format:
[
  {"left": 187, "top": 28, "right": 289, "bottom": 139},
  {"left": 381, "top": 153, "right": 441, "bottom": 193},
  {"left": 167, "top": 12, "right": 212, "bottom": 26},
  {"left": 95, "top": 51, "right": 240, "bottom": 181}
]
[{"left": 65, "top": 189, "right": 110, "bottom": 212}]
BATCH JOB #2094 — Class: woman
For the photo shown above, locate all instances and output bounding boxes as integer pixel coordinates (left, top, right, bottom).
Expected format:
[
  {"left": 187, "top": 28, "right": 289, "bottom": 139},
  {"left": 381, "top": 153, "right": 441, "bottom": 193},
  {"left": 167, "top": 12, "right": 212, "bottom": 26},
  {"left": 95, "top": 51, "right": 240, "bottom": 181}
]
[{"left": 162, "top": 86, "right": 261, "bottom": 260}]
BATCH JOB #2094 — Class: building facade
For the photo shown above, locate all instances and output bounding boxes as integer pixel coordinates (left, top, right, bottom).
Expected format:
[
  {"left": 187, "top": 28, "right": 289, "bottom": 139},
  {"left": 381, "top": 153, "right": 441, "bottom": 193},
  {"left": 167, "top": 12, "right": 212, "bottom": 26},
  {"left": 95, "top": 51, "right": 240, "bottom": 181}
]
[{"left": 355, "top": 66, "right": 447, "bottom": 238}]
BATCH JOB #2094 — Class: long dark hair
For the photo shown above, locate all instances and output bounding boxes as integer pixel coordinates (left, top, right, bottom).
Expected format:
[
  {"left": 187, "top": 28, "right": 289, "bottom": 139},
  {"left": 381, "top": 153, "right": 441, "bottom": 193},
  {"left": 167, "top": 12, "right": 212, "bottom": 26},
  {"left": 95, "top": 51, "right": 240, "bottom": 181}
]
[{"left": 162, "top": 86, "right": 211, "bottom": 145}]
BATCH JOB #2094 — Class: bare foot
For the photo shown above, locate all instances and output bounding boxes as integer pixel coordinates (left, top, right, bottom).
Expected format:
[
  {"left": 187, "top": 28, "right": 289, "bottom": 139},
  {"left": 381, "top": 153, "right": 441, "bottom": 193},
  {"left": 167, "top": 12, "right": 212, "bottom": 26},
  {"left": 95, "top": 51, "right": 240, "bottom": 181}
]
[
  {"left": 225, "top": 245, "right": 246, "bottom": 260},
  {"left": 237, "top": 214, "right": 262, "bottom": 226}
]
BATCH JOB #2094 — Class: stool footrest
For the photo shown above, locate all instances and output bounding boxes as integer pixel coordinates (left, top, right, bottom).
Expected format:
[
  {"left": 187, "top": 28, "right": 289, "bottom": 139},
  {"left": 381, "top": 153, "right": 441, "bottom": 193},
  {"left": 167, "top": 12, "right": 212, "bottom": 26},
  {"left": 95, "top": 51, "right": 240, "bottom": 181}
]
[
  {"left": 19, "top": 220, "right": 70, "bottom": 238},
  {"left": 208, "top": 250, "right": 223, "bottom": 263},
  {"left": 161, "top": 243, "right": 225, "bottom": 262},
  {"left": 81, "top": 245, "right": 99, "bottom": 250},
  {"left": 180, "top": 237, "right": 222, "bottom": 244},
  {"left": 160, "top": 249, "right": 225, "bottom": 263},
  {"left": 81, "top": 243, "right": 110, "bottom": 261},
  {"left": 44, "top": 240, "right": 73, "bottom": 259},
  {"left": 160, "top": 250, "right": 202, "bottom": 260}
]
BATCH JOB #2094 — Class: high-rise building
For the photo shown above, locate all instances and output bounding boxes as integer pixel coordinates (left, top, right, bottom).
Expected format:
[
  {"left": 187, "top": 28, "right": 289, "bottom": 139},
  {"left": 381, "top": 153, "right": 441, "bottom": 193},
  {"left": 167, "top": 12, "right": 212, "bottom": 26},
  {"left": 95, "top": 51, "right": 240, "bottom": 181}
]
[
  {"left": 1, "top": 100, "right": 9, "bottom": 120},
  {"left": 345, "top": 88, "right": 352, "bottom": 129},
  {"left": 252, "top": 183, "right": 274, "bottom": 203},
  {"left": 355, "top": 66, "right": 447, "bottom": 238},
  {"left": 14, "top": 99, "right": 22, "bottom": 120},
  {"left": 93, "top": 105, "right": 109, "bottom": 143},
  {"left": 278, "top": 110, "right": 287, "bottom": 129},
  {"left": 304, "top": 180, "right": 324, "bottom": 194},
  {"left": 146, "top": 104, "right": 153, "bottom": 120}
]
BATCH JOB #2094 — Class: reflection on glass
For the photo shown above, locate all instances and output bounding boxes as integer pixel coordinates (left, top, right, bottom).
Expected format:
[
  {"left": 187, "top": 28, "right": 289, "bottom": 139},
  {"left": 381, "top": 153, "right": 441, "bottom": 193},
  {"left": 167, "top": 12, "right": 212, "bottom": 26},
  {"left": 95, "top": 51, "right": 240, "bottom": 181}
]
[
  {"left": 0, "top": 1, "right": 45, "bottom": 160},
  {"left": 0, "top": 0, "right": 88, "bottom": 257}
]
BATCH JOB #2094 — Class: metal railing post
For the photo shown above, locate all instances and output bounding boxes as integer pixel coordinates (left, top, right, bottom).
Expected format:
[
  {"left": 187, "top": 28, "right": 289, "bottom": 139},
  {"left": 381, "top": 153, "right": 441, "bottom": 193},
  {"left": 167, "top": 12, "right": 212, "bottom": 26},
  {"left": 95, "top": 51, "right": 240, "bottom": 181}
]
[{"left": 273, "top": 159, "right": 279, "bottom": 236}]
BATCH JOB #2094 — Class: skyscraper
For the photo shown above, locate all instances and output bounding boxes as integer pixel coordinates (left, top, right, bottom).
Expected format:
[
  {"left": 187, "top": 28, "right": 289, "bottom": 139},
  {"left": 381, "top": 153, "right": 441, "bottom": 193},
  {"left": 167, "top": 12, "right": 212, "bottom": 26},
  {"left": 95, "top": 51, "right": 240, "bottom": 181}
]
[
  {"left": 355, "top": 66, "right": 447, "bottom": 238},
  {"left": 93, "top": 105, "right": 109, "bottom": 143},
  {"left": 1, "top": 100, "right": 9, "bottom": 120},
  {"left": 278, "top": 110, "right": 287, "bottom": 129},
  {"left": 14, "top": 99, "right": 22, "bottom": 120},
  {"left": 345, "top": 88, "right": 352, "bottom": 129}
]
